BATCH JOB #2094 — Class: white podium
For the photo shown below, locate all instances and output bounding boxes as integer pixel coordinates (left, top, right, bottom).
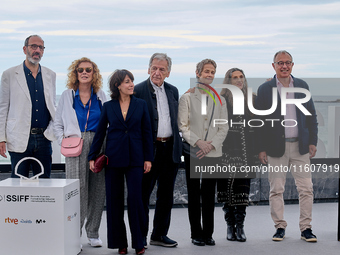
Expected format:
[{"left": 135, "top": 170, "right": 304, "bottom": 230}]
[{"left": 0, "top": 178, "right": 80, "bottom": 255}]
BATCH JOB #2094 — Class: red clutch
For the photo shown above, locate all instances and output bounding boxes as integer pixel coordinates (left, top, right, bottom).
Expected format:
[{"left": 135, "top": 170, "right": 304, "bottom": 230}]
[{"left": 93, "top": 153, "right": 108, "bottom": 173}]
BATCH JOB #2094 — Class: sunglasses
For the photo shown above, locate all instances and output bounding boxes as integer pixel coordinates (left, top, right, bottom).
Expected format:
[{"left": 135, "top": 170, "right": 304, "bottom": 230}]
[{"left": 77, "top": 67, "right": 93, "bottom": 73}]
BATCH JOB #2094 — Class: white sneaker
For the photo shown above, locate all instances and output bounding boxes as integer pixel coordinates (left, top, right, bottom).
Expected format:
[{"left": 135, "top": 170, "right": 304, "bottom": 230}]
[{"left": 88, "top": 238, "right": 103, "bottom": 247}]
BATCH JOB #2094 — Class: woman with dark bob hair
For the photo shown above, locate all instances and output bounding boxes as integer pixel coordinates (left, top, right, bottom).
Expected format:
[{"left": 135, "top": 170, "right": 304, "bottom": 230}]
[
  {"left": 54, "top": 57, "right": 106, "bottom": 248},
  {"left": 88, "top": 69, "right": 153, "bottom": 255}
]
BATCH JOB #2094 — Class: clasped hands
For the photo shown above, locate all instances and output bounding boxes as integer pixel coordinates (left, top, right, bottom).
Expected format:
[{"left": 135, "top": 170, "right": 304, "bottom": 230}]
[{"left": 195, "top": 140, "right": 214, "bottom": 159}]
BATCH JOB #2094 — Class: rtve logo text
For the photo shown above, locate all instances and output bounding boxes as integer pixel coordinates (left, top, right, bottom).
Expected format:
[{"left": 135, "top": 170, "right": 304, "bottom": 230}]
[{"left": 5, "top": 217, "right": 46, "bottom": 224}]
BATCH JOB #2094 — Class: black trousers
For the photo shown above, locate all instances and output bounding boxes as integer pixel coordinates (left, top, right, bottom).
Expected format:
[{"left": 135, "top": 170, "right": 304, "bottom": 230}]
[
  {"left": 184, "top": 153, "right": 217, "bottom": 239},
  {"left": 105, "top": 166, "right": 145, "bottom": 250},
  {"left": 142, "top": 140, "right": 178, "bottom": 239}
]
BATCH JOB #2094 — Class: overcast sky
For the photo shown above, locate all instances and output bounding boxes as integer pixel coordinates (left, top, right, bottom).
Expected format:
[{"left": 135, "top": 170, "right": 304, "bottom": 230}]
[{"left": 1, "top": 0, "right": 339, "bottom": 95}]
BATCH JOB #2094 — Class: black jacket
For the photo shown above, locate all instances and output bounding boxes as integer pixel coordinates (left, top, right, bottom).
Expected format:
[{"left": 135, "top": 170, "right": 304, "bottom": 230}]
[
  {"left": 255, "top": 75, "right": 318, "bottom": 157},
  {"left": 134, "top": 78, "right": 182, "bottom": 164}
]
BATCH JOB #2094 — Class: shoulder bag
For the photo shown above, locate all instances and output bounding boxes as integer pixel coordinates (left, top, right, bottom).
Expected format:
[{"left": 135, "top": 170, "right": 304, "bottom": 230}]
[{"left": 61, "top": 95, "right": 92, "bottom": 157}]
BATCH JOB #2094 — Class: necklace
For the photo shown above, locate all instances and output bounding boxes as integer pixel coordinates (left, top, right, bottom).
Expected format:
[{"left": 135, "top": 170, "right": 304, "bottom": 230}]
[
  {"left": 80, "top": 97, "right": 90, "bottom": 107},
  {"left": 121, "top": 107, "right": 128, "bottom": 118},
  {"left": 122, "top": 110, "right": 128, "bottom": 120},
  {"left": 120, "top": 97, "right": 130, "bottom": 120}
]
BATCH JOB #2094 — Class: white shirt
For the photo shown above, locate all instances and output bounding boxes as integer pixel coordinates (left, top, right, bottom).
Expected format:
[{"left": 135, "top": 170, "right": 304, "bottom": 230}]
[
  {"left": 276, "top": 76, "right": 299, "bottom": 139},
  {"left": 150, "top": 80, "right": 173, "bottom": 138}
]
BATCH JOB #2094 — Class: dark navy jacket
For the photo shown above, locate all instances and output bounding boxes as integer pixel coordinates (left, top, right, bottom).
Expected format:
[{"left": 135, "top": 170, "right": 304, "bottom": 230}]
[
  {"left": 255, "top": 75, "right": 318, "bottom": 157},
  {"left": 88, "top": 96, "right": 153, "bottom": 168},
  {"left": 134, "top": 78, "right": 182, "bottom": 164}
]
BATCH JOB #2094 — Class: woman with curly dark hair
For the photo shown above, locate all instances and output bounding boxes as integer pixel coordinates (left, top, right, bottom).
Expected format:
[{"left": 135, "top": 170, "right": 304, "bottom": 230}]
[{"left": 54, "top": 57, "right": 107, "bottom": 248}]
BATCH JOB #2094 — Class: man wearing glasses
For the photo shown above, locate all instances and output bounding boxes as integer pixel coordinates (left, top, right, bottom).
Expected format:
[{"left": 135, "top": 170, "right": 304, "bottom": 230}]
[
  {"left": 0, "top": 35, "right": 56, "bottom": 178},
  {"left": 256, "top": 50, "right": 318, "bottom": 242}
]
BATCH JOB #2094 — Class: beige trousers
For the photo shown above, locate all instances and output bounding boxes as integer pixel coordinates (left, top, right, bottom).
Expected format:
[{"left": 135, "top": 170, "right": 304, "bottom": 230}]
[{"left": 268, "top": 141, "right": 313, "bottom": 232}]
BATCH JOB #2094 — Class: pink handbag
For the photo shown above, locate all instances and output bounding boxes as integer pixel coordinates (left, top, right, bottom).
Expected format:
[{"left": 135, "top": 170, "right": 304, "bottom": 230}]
[
  {"left": 61, "top": 98, "right": 91, "bottom": 158},
  {"left": 61, "top": 137, "right": 84, "bottom": 157}
]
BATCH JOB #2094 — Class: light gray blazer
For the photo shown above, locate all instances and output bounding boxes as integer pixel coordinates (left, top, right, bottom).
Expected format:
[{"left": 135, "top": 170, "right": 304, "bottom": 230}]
[
  {"left": 0, "top": 62, "right": 56, "bottom": 152},
  {"left": 178, "top": 89, "right": 229, "bottom": 157}
]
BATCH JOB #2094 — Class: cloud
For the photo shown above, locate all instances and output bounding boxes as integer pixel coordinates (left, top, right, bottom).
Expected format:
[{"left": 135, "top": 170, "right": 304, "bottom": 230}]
[
  {"left": 0, "top": 29, "right": 16, "bottom": 33},
  {"left": 108, "top": 54, "right": 150, "bottom": 58},
  {"left": 136, "top": 44, "right": 190, "bottom": 49},
  {"left": 41, "top": 29, "right": 272, "bottom": 46},
  {"left": 0, "top": 20, "right": 26, "bottom": 25}
]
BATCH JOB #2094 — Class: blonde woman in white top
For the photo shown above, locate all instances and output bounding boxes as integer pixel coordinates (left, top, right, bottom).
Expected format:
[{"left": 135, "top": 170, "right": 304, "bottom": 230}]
[{"left": 54, "top": 57, "right": 107, "bottom": 248}]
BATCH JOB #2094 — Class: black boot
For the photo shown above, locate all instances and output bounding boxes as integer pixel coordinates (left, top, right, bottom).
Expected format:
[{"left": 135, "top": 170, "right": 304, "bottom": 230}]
[
  {"left": 235, "top": 205, "right": 247, "bottom": 242},
  {"left": 227, "top": 225, "right": 236, "bottom": 241},
  {"left": 223, "top": 204, "right": 236, "bottom": 241}
]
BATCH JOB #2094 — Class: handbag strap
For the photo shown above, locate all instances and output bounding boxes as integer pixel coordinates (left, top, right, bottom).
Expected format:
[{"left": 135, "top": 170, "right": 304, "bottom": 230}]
[
  {"left": 84, "top": 99, "right": 92, "bottom": 132},
  {"left": 204, "top": 97, "right": 215, "bottom": 141},
  {"left": 72, "top": 89, "right": 92, "bottom": 137}
]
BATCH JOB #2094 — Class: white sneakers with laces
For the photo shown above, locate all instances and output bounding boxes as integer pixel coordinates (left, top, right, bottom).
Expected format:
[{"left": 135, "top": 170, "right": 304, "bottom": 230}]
[{"left": 88, "top": 238, "right": 103, "bottom": 247}]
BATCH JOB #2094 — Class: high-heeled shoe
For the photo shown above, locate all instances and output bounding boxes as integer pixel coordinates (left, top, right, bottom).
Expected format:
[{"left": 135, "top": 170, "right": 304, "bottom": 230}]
[
  {"left": 118, "top": 247, "right": 128, "bottom": 254},
  {"left": 135, "top": 248, "right": 145, "bottom": 254}
]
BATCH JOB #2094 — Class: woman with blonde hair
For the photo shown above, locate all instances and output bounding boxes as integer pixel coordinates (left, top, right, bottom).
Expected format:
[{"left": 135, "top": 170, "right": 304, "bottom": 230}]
[
  {"left": 54, "top": 57, "right": 107, "bottom": 247},
  {"left": 178, "top": 59, "right": 228, "bottom": 246}
]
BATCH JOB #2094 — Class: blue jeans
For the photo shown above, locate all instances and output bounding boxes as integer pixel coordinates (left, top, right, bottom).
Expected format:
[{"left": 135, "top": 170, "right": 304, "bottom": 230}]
[{"left": 9, "top": 133, "right": 52, "bottom": 178}]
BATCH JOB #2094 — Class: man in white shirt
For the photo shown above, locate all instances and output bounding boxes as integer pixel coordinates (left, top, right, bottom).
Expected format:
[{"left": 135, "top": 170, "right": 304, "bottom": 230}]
[{"left": 134, "top": 53, "right": 182, "bottom": 248}]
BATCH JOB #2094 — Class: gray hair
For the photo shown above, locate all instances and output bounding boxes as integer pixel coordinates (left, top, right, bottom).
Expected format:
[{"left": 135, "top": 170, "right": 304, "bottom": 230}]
[
  {"left": 149, "top": 53, "right": 172, "bottom": 72},
  {"left": 273, "top": 50, "right": 293, "bottom": 63},
  {"left": 221, "top": 67, "right": 248, "bottom": 95},
  {"left": 220, "top": 67, "right": 254, "bottom": 117},
  {"left": 24, "top": 35, "right": 44, "bottom": 46},
  {"left": 195, "top": 59, "right": 217, "bottom": 79}
]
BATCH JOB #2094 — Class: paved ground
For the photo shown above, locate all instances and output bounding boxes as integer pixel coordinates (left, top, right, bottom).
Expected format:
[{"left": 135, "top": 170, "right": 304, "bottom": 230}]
[{"left": 80, "top": 202, "right": 339, "bottom": 255}]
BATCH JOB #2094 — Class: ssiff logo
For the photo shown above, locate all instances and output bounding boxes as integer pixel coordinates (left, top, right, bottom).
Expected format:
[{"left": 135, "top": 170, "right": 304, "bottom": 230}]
[
  {"left": 65, "top": 189, "right": 79, "bottom": 201},
  {"left": 5, "top": 194, "right": 29, "bottom": 202}
]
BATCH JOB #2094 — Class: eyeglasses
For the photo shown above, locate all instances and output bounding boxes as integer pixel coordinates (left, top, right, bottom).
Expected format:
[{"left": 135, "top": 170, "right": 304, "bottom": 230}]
[
  {"left": 27, "top": 44, "right": 45, "bottom": 50},
  {"left": 77, "top": 67, "right": 93, "bottom": 73},
  {"left": 274, "top": 61, "right": 293, "bottom": 66}
]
